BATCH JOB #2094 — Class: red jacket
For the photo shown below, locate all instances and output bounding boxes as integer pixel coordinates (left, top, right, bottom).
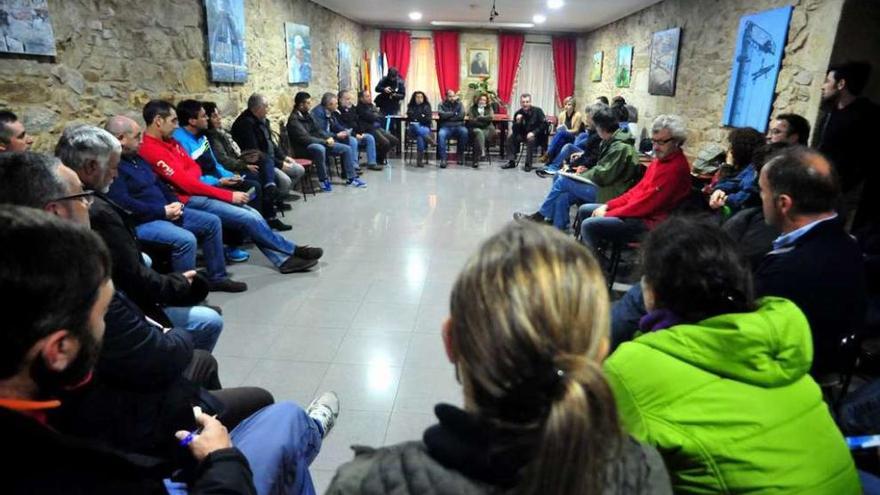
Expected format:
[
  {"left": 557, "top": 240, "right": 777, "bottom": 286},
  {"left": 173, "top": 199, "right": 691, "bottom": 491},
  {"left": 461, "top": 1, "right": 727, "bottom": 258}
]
[
  {"left": 605, "top": 149, "right": 691, "bottom": 229},
  {"left": 138, "top": 134, "right": 234, "bottom": 204}
]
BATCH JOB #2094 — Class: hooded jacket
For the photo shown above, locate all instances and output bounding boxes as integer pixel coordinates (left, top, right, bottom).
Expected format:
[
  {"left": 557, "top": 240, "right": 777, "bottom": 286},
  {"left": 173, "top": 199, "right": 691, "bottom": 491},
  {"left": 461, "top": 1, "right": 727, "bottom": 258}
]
[
  {"left": 604, "top": 297, "right": 860, "bottom": 494},
  {"left": 577, "top": 128, "right": 639, "bottom": 203}
]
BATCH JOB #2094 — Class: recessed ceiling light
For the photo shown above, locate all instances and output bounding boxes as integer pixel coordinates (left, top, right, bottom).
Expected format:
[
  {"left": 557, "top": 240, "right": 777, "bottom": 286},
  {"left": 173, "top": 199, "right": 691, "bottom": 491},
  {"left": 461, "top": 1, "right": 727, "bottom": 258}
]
[
  {"left": 533, "top": 13, "right": 546, "bottom": 24},
  {"left": 409, "top": 11, "right": 422, "bottom": 21},
  {"left": 431, "top": 20, "right": 535, "bottom": 28},
  {"left": 548, "top": 0, "right": 565, "bottom": 8}
]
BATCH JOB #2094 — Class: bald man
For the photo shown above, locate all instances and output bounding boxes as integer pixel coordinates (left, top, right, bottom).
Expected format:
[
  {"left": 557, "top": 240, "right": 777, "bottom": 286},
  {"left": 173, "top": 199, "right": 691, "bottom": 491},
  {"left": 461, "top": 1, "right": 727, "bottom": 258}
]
[
  {"left": 105, "top": 115, "right": 247, "bottom": 293},
  {"left": 755, "top": 146, "right": 866, "bottom": 375}
]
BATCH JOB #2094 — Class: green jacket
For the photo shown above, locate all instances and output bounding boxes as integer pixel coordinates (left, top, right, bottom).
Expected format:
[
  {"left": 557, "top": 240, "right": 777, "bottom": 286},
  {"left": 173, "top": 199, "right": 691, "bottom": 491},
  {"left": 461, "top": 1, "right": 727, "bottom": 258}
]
[
  {"left": 604, "top": 297, "right": 859, "bottom": 494},
  {"left": 579, "top": 128, "right": 638, "bottom": 203}
]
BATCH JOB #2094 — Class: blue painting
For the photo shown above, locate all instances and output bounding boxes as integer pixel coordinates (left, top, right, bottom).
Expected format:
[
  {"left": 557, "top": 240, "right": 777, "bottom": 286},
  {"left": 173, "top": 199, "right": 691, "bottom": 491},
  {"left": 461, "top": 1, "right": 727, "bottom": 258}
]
[
  {"left": 205, "top": 0, "right": 247, "bottom": 83},
  {"left": 285, "top": 22, "right": 311, "bottom": 84},
  {"left": 722, "top": 6, "right": 793, "bottom": 132},
  {"left": 0, "top": 0, "right": 56, "bottom": 56}
]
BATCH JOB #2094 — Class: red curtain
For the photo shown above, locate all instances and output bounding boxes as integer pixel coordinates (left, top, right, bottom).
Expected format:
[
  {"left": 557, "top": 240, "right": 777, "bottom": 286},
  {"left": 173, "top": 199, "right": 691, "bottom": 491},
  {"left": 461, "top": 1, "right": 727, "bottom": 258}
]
[
  {"left": 552, "top": 37, "right": 577, "bottom": 107},
  {"left": 380, "top": 30, "right": 412, "bottom": 80},
  {"left": 432, "top": 31, "right": 460, "bottom": 96},
  {"left": 497, "top": 33, "right": 525, "bottom": 114}
]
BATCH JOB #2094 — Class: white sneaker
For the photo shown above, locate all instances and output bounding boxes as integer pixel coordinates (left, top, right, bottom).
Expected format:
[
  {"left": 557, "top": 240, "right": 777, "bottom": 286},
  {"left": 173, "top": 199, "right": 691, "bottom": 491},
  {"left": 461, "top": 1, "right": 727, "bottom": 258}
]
[{"left": 307, "top": 391, "right": 340, "bottom": 438}]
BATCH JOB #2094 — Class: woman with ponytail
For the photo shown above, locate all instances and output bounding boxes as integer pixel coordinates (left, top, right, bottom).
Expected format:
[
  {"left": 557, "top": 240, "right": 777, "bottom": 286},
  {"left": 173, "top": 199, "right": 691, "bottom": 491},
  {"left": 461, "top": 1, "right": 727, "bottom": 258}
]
[{"left": 327, "top": 222, "right": 670, "bottom": 494}]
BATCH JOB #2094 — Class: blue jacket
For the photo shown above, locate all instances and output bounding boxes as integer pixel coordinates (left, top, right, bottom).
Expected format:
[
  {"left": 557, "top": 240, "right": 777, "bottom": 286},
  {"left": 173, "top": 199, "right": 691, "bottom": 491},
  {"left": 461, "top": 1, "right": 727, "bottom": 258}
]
[
  {"left": 171, "top": 127, "right": 233, "bottom": 186},
  {"left": 107, "top": 155, "right": 178, "bottom": 224},
  {"left": 714, "top": 164, "right": 758, "bottom": 210},
  {"left": 310, "top": 105, "right": 346, "bottom": 135}
]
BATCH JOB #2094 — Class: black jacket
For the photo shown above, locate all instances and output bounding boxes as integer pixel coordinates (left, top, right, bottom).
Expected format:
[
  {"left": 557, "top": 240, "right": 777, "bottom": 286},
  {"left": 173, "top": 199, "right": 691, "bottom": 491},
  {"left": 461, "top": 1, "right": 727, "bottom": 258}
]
[
  {"left": 437, "top": 100, "right": 465, "bottom": 128},
  {"left": 407, "top": 101, "right": 433, "bottom": 126},
  {"left": 373, "top": 76, "right": 405, "bottom": 115},
  {"left": 89, "top": 194, "right": 208, "bottom": 325},
  {"left": 4, "top": 406, "right": 255, "bottom": 495},
  {"left": 512, "top": 106, "right": 547, "bottom": 137},
  {"left": 754, "top": 217, "right": 867, "bottom": 375},
  {"left": 722, "top": 207, "right": 780, "bottom": 269},
  {"left": 337, "top": 105, "right": 364, "bottom": 133},
  {"left": 814, "top": 97, "right": 880, "bottom": 192},
  {"left": 230, "top": 109, "right": 285, "bottom": 164},
  {"left": 356, "top": 101, "right": 384, "bottom": 131},
  {"left": 285, "top": 109, "right": 328, "bottom": 158}
]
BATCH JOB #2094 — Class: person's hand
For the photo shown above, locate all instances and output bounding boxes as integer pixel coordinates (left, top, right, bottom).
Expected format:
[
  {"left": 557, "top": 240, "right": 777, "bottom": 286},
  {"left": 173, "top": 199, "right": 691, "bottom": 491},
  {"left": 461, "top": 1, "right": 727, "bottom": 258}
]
[
  {"left": 182, "top": 270, "right": 197, "bottom": 283},
  {"left": 383, "top": 87, "right": 392, "bottom": 94},
  {"left": 219, "top": 177, "right": 242, "bottom": 187},
  {"left": 709, "top": 190, "right": 728, "bottom": 210},
  {"left": 231, "top": 191, "right": 250, "bottom": 205},
  {"left": 515, "top": 114, "right": 523, "bottom": 122},
  {"left": 325, "top": 137, "right": 335, "bottom": 146},
  {"left": 283, "top": 156, "right": 295, "bottom": 166},
  {"left": 246, "top": 164, "right": 260, "bottom": 174},
  {"left": 337, "top": 131, "right": 349, "bottom": 140},
  {"left": 175, "top": 412, "right": 233, "bottom": 463},
  {"left": 464, "top": 115, "right": 470, "bottom": 121},
  {"left": 240, "top": 149, "right": 261, "bottom": 164},
  {"left": 526, "top": 132, "right": 535, "bottom": 141},
  {"left": 575, "top": 165, "right": 588, "bottom": 174},
  {"left": 570, "top": 151, "right": 584, "bottom": 162},
  {"left": 591, "top": 205, "right": 607, "bottom": 218},
  {"left": 165, "top": 202, "right": 183, "bottom": 220},
  {"left": 355, "top": 133, "right": 364, "bottom": 140}
]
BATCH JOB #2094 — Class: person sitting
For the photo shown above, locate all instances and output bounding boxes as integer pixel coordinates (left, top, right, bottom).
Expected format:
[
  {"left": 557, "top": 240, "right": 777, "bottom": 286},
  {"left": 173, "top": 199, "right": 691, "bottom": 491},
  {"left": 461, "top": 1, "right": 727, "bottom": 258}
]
[
  {"left": 604, "top": 217, "right": 860, "bottom": 494},
  {"left": 311, "top": 92, "right": 370, "bottom": 180},
  {"left": 336, "top": 89, "right": 380, "bottom": 170},
  {"left": 0, "top": 110, "right": 34, "bottom": 152},
  {"left": 287, "top": 91, "right": 365, "bottom": 191},
  {"left": 406, "top": 91, "right": 434, "bottom": 168},
  {"left": 465, "top": 93, "right": 496, "bottom": 164},
  {"left": 578, "top": 114, "right": 692, "bottom": 251},
  {"left": 436, "top": 89, "right": 469, "bottom": 168},
  {"left": 611, "top": 97, "right": 639, "bottom": 144},
  {"left": 139, "top": 100, "right": 323, "bottom": 274},
  {"left": 706, "top": 127, "right": 767, "bottom": 216},
  {"left": 327, "top": 222, "right": 671, "bottom": 494},
  {"left": 538, "top": 101, "right": 607, "bottom": 176},
  {"left": 357, "top": 89, "right": 399, "bottom": 165},
  {"left": 540, "top": 96, "right": 584, "bottom": 164},
  {"left": 514, "top": 107, "right": 639, "bottom": 231},
  {"left": 105, "top": 115, "right": 247, "bottom": 293},
  {"left": 767, "top": 112, "right": 811, "bottom": 145},
  {"left": 503, "top": 93, "right": 546, "bottom": 171}
]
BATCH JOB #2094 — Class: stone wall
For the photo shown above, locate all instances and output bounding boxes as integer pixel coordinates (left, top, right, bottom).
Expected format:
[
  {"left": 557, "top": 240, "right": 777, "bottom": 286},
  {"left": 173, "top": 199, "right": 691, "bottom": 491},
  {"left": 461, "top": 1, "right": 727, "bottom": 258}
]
[
  {"left": 829, "top": 0, "right": 880, "bottom": 102},
  {"left": 0, "top": 0, "right": 365, "bottom": 151},
  {"left": 574, "top": 0, "right": 845, "bottom": 155}
]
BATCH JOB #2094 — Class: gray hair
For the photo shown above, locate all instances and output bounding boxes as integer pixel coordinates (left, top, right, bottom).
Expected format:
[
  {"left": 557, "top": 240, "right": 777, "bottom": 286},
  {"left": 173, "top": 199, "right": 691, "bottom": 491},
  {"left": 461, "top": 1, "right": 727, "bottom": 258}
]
[
  {"left": 247, "top": 93, "right": 268, "bottom": 111},
  {"left": 104, "top": 115, "right": 136, "bottom": 137},
  {"left": 320, "top": 92, "right": 337, "bottom": 107},
  {"left": 54, "top": 124, "right": 121, "bottom": 172},
  {"left": 625, "top": 104, "right": 638, "bottom": 124},
  {"left": 651, "top": 114, "right": 687, "bottom": 143},
  {"left": 520, "top": 93, "right": 532, "bottom": 100},
  {"left": 0, "top": 151, "right": 66, "bottom": 208}
]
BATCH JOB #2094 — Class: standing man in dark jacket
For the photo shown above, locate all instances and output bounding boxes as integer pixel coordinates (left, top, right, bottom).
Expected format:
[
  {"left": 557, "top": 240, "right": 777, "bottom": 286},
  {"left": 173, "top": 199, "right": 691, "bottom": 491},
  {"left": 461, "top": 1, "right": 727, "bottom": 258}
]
[
  {"left": 503, "top": 93, "right": 546, "bottom": 171},
  {"left": 357, "top": 89, "right": 399, "bottom": 165},
  {"left": 374, "top": 67, "right": 406, "bottom": 116},
  {"left": 436, "top": 89, "right": 469, "bottom": 168}
]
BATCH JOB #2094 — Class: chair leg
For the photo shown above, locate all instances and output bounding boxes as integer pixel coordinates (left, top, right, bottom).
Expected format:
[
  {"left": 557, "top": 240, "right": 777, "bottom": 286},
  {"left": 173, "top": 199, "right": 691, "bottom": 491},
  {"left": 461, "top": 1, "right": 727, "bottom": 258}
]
[{"left": 606, "top": 243, "right": 623, "bottom": 290}]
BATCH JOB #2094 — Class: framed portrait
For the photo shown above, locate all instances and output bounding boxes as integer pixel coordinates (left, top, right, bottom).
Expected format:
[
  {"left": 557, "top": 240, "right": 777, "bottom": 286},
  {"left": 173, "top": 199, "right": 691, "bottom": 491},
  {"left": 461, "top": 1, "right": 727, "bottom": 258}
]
[
  {"left": 338, "top": 42, "right": 352, "bottom": 91},
  {"left": 467, "top": 48, "right": 490, "bottom": 77},
  {"left": 205, "top": 0, "right": 247, "bottom": 83},
  {"left": 590, "top": 51, "right": 603, "bottom": 82},
  {"left": 285, "top": 22, "right": 311, "bottom": 84}
]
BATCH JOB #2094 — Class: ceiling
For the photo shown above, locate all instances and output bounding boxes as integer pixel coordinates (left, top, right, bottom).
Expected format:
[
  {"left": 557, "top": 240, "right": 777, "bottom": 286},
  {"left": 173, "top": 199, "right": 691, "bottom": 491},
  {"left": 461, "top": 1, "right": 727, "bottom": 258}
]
[{"left": 311, "top": 0, "right": 664, "bottom": 33}]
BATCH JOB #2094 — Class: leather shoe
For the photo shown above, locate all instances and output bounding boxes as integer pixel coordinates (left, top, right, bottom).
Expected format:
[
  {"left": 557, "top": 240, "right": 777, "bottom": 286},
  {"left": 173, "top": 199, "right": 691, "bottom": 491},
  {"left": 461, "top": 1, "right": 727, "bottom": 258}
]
[
  {"left": 207, "top": 278, "right": 248, "bottom": 293},
  {"left": 501, "top": 161, "right": 516, "bottom": 169},
  {"left": 294, "top": 245, "right": 324, "bottom": 260},
  {"left": 268, "top": 218, "right": 292, "bottom": 231},
  {"left": 279, "top": 256, "right": 318, "bottom": 274}
]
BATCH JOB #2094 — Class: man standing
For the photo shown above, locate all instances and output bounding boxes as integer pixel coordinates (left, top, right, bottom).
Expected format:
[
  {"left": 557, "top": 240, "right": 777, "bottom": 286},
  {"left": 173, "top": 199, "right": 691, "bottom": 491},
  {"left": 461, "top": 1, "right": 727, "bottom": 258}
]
[
  {"left": 503, "top": 94, "right": 546, "bottom": 171},
  {"left": 0, "top": 110, "right": 34, "bottom": 151},
  {"left": 373, "top": 67, "right": 406, "bottom": 116},
  {"left": 436, "top": 89, "right": 469, "bottom": 168}
]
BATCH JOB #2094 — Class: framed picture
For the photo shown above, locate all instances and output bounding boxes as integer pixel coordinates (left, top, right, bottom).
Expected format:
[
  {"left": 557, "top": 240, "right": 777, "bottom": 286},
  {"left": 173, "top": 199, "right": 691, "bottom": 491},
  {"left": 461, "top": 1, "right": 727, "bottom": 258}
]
[
  {"left": 467, "top": 48, "right": 490, "bottom": 77},
  {"left": 338, "top": 42, "right": 352, "bottom": 91},
  {"left": 591, "top": 51, "right": 603, "bottom": 82},
  {"left": 0, "top": 0, "right": 56, "bottom": 56},
  {"left": 204, "top": 0, "right": 247, "bottom": 83},
  {"left": 722, "top": 6, "right": 793, "bottom": 132},
  {"left": 616, "top": 45, "right": 634, "bottom": 88},
  {"left": 649, "top": 28, "right": 682, "bottom": 96},
  {"left": 285, "top": 22, "right": 311, "bottom": 84}
]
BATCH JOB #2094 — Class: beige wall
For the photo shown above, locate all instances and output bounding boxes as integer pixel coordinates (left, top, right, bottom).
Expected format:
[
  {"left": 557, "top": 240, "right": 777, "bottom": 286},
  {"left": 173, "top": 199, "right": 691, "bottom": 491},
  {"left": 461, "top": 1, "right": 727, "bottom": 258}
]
[{"left": 1, "top": 0, "right": 365, "bottom": 151}]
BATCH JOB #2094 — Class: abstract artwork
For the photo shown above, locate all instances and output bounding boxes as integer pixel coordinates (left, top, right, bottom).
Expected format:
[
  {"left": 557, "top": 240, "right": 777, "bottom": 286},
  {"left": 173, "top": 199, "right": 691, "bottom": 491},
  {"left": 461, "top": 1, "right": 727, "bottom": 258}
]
[
  {"left": 285, "top": 22, "right": 311, "bottom": 84},
  {"left": 204, "top": 0, "right": 247, "bottom": 83},
  {"left": 467, "top": 48, "right": 490, "bottom": 77},
  {"left": 615, "top": 45, "right": 634, "bottom": 88},
  {"left": 649, "top": 28, "right": 681, "bottom": 96},
  {"left": 338, "top": 42, "right": 352, "bottom": 91},
  {"left": 0, "top": 0, "right": 56, "bottom": 56},
  {"left": 722, "top": 6, "right": 793, "bottom": 132},
  {"left": 591, "top": 51, "right": 603, "bottom": 82}
]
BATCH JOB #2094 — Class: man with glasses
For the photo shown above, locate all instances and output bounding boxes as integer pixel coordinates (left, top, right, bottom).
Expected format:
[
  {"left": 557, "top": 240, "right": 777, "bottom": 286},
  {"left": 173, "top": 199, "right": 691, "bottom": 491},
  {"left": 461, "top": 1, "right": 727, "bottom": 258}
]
[
  {"left": 767, "top": 113, "right": 810, "bottom": 146},
  {"left": 0, "top": 110, "right": 34, "bottom": 152}
]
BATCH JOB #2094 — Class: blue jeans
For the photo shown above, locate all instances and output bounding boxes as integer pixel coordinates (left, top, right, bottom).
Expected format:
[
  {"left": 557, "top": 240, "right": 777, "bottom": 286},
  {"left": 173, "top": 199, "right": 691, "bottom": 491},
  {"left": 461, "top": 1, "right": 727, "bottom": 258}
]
[
  {"left": 163, "top": 305, "right": 223, "bottom": 352},
  {"left": 305, "top": 142, "right": 355, "bottom": 181},
  {"left": 438, "top": 126, "right": 468, "bottom": 160},
  {"left": 547, "top": 129, "right": 576, "bottom": 160},
  {"left": 135, "top": 208, "right": 227, "bottom": 282},
  {"left": 547, "top": 132, "right": 590, "bottom": 171},
  {"left": 611, "top": 283, "right": 647, "bottom": 351},
  {"left": 577, "top": 203, "right": 647, "bottom": 250},
  {"left": 186, "top": 196, "right": 295, "bottom": 267},
  {"left": 164, "top": 402, "right": 323, "bottom": 495},
  {"left": 408, "top": 123, "right": 432, "bottom": 152},
  {"left": 355, "top": 132, "right": 377, "bottom": 165},
  {"left": 538, "top": 175, "right": 597, "bottom": 230}
]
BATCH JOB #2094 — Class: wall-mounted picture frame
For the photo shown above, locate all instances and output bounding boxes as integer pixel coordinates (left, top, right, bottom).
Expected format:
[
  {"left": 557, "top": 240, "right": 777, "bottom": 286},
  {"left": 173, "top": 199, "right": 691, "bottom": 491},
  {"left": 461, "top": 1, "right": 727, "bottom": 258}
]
[
  {"left": 285, "top": 22, "right": 311, "bottom": 84},
  {"left": 649, "top": 27, "right": 682, "bottom": 96},
  {"left": 591, "top": 51, "right": 603, "bottom": 82},
  {"left": 616, "top": 45, "right": 634, "bottom": 88},
  {"left": 205, "top": 0, "right": 247, "bottom": 83},
  {"left": 467, "top": 47, "right": 490, "bottom": 77}
]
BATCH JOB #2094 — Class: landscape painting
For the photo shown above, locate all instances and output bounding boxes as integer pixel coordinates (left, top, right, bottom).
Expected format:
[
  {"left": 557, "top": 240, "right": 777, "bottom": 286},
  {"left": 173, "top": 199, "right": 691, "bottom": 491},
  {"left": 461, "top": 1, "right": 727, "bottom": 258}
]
[
  {"left": 615, "top": 45, "right": 634, "bottom": 88},
  {"left": 649, "top": 28, "right": 681, "bottom": 96},
  {"left": 591, "top": 51, "right": 603, "bottom": 82},
  {"left": 205, "top": 0, "right": 248, "bottom": 83}
]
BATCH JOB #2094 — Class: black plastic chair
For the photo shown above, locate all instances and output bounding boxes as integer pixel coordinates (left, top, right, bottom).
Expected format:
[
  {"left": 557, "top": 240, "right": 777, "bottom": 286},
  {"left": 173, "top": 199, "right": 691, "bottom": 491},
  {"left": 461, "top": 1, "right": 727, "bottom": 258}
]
[{"left": 819, "top": 332, "right": 863, "bottom": 413}]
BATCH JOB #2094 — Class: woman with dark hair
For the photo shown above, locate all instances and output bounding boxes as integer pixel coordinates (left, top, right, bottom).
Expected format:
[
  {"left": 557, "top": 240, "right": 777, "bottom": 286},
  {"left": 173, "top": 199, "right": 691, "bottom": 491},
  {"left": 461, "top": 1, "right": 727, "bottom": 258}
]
[
  {"left": 466, "top": 93, "right": 497, "bottom": 162},
  {"left": 406, "top": 91, "right": 435, "bottom": 167},
  {"left": 707, "top": 128, "right": 775, "bottom": 215},
  {"left": 604, "top": 217, "right": 859, "bottom": 494},
  {"left": 327, "top": 222, "right": 670, "bottom": 494}
]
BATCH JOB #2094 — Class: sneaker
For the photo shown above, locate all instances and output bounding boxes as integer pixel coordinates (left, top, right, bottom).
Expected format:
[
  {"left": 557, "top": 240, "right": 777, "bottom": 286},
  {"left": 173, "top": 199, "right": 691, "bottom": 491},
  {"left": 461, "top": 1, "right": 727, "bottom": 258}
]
[
  {"left": 501, "top": 161, "right": 516, "bottom": 169},
  {"left": 268, "top": 218, "right": 293, "bottom": 231},
  {"left": 346, "top": 177, "right": 367, "bottom": 188},
  {"left": 307, "top": 391, "right": 340, "bottom": 438},
  {"left": 225, "top": 247, "right": 249, "bottom": 263},
  {"left": 279, "top": 255, "right": 318, "bottom": 273},
  {"left": 207, "top": 278, "right": 248, "bottom": 293},
  {"left": 439, "top": 160, "right": 448, "bottom": 169},
  {"left": 320, "top": 179, "right": 332, "bottom": 192},
  {"left": 293, "top": 245, "right": 324, "bottom": 260},
  {"left": 536, "top": 169, "right": 558, "bottom": 178}
]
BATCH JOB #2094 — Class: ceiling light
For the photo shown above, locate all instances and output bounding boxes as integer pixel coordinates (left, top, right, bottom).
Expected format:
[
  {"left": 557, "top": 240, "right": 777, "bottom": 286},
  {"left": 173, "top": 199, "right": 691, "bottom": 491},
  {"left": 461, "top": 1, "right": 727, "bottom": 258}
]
[
  {"left": 547, "top": 0, "right": 564, "bottom": 8},
  {"left": 408, "top": 11, "right": 422, "bottom": 21},
  {"left": 431, "top": 20, "right": 535, "bottom": 28},
  {"left": 533, "top": 13, "right": 546, "bottom": 24}
]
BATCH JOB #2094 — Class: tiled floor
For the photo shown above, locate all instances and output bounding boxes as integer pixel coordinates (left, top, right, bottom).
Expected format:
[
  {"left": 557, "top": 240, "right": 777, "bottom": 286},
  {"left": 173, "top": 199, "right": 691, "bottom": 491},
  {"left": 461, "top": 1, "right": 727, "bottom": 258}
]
[{"left": 207, "top": 158, "right": 547, "bottom": 493}]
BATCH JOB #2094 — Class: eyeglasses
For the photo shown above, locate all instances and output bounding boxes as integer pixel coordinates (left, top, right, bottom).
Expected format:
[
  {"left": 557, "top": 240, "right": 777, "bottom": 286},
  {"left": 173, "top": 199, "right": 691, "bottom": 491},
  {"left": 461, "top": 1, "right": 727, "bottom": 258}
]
[
  {"left": 49, "top": 190, "right": 95, "bottom": 207},
  {"left": 651, "top": 137, "right": 676, "bottom": 145}
]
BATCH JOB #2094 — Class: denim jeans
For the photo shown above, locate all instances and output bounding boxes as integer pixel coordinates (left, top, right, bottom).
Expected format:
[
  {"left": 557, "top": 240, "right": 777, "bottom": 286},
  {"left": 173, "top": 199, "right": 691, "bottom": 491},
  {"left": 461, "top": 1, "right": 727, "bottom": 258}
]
[
  {"left": 305, "top": 142, "right": 355, "bottom": 181},
  {"left": 610, "top": 283, "right": 647, "bottom": 351},
  {"left": 538, "top": 175, "right": 597, "bottom": 230},
  {"left": 438, "top": 126, "right": 468, "bottom": 160},
  {"left": 135, "top": 208, "right": 227, "bottom": 282},
  {"left": 163, "top": 305, "right": 223, "bottom": 352},
  {"left": 186, "top": 196, "right": 294, "bottom": 267},
  {"left": 577, "top": 203, "right": 647, "bottom": 250},
  {"left": 355, "top": 132, "right": 377, "bottom": 165},
  {"left": 164, "top": 402, "right": 324, "bottom": 495},
  {"left": 547, "top": 132, "right": 590, "bottom": 171},
  {"left": 408, "top": 123, "right": 432, "bottom": 152},
  {"left": 547, "top": 129, "right": 576, "bottom": 160}
]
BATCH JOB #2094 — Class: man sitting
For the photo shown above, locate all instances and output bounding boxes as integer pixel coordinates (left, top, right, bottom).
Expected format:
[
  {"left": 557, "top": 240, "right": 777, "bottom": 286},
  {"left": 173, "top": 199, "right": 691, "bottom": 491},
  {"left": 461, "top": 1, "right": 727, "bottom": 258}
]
[
  {"left": 578, "top": 114, "right": 692, "bottom": 250},
  {"left": 105, "top": 115, "right": 247, "bottom": 293},
  {"left": 356, "top": 89, "right": 399, "bottom": 165},
  {"left": 287, "top": 91, "right": 365, "bottom": 191},
  {"left": 514, "top": 107, "right": 639, "bottom": 231},
  {"left": 337, "top": 89, "right": 380, "bottom": 170},
  {"left": 0, "top": 110, "right": 34, "bottom": 152},
  {"left": 436, "top": 89, "right": 469, "bottom": 168},
  {"left": 503, "top": 93, "right": 546, "bottom": 171},
  {"left": 138, "top": 99, "right": 323, "bottom": 274},
  {"left": 767, "top": 113, "right": 810, "bottom": 145},
  {"left": 311, "top": 92, "right": 375, "bottom": 176}
]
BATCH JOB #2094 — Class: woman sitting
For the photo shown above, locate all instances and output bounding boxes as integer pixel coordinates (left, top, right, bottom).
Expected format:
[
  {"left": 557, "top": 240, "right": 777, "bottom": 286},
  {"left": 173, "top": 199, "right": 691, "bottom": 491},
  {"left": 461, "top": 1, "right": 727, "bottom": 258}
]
[
  {"left": 604, "top": 217, "right": 860, "bottom": 494},
  {"left": 709, "top": 139, "right": 787, "bottom": 217},
  {"left": 466, "top": 93, "right": 497, "bottom": 163},
  {"left": 406, "top": 91, "right": 435, "bottom": 167},
  {"left": 327, "top": 222, "right": 671, "bottom": 494},
  {"left": 540, "top": 96, "right": 584, "bottom": 164}
]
